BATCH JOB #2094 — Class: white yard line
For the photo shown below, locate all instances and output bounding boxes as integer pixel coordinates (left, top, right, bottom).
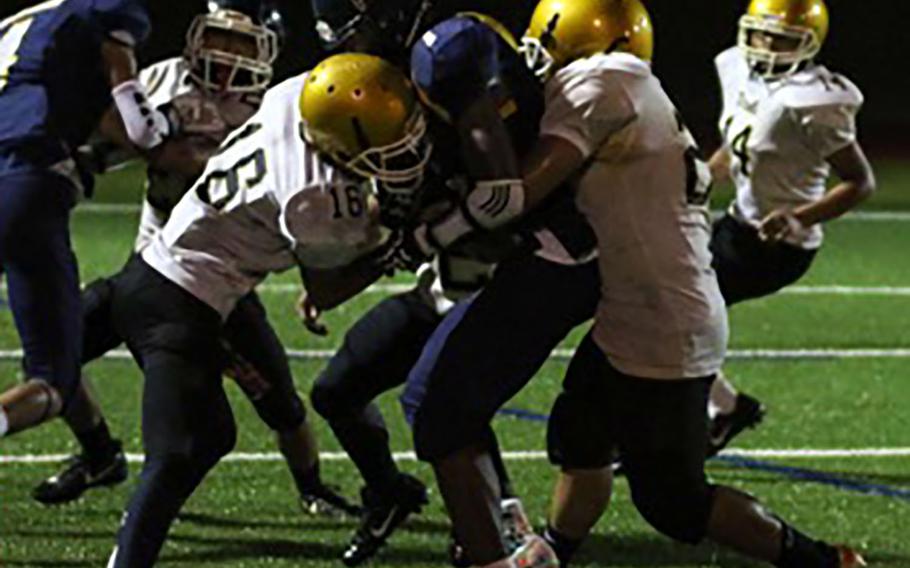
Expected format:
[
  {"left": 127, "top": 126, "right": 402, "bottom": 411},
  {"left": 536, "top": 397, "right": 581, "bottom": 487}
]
[
  {"left": 3, "top": 348, "right": 910, "bottom": 361},
  {"left": 3, "top": 447, "right": 910, "bottom": 465}
]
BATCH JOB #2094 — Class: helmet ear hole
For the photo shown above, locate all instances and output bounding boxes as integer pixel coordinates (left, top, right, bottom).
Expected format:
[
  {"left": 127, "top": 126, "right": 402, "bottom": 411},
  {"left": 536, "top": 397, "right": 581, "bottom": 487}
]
[{"left": 327, "top": 85, "right": 336, "bottom": 94}]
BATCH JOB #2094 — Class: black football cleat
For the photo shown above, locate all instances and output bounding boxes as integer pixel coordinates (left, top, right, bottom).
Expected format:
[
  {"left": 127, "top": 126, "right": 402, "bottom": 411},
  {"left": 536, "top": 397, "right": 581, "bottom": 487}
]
[
  {"left": 707, "top": 393, "right": 766, "bottom": 457},
  {"left": 300, "top": 483, "right": 363, "bottom": 518},
  {"left": 32, "top": 441, "right": 128, "bottom": 505},
  {"left": 342, "top": 473, "right": 428, "bottom": 566}
]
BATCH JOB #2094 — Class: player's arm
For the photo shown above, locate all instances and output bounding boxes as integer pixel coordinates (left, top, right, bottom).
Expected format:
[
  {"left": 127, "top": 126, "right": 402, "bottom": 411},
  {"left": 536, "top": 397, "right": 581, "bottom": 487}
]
[
  {"left": 708, "top": 147, "right": 732, "bottom": 184},
  {"left": 759, "top": 101, "right": 876, "bottom": 241},
  {"left": 759, "top": 141, "right": 876, "bottom": 241},
  {"left": 411, "top": 69, "right": 632, "bottom": 253},
  {"left": 101, "top": 38, "right": 172, "bottom": 152},
  {"left": 298, "top": 250, "right": 387, "bottom": 312}
]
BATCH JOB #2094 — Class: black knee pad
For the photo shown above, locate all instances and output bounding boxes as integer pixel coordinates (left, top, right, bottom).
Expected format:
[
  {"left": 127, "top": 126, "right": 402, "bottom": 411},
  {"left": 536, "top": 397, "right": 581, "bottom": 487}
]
[
  {"left": 310, "top": 372, "right": 345, "bottom": 420},
  {"left": 547, "top": 390, "right": 613, "bottom": 469},
  {"left": 251, "top": 389, "right": 306, "bottom": 433},
  {"left": 627, "top": 470, "right": 715, "bottom": 544}
]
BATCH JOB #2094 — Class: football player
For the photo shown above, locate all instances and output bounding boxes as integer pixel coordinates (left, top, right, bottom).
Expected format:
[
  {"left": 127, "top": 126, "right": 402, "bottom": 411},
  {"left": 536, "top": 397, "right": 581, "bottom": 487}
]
[
  {"left": 0, "top": 0, "right": 173, "bottom": 440},
  {"left": 27, "top": 0, "right": 357, "bottom": 518},
  {"left": 309, "top": 2, "right": 598, "bottom": 566},
  {"left": 408, "top": 0, "right": 866, "bottom": 566},
  {"left": 705, "top": 0, "right": 876, "bottom": 455},
  {"left": 102, "top": 53, "right": 431, "bottom": 567}
]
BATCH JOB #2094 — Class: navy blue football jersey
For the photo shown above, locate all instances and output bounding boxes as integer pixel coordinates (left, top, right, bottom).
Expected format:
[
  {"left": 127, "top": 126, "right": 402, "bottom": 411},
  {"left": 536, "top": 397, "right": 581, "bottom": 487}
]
[{"left": 0, "top": 0, "right": 151, "bottom": 174}]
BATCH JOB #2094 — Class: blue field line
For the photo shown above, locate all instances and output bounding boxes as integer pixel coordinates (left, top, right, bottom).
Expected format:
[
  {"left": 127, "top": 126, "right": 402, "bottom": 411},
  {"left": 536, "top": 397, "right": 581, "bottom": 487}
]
[
  {"left": 713, "top": 455, "right": 910, "bottom": 502},
  {"left": 497, "top": 406, "right": 910, "bottom": 502}
]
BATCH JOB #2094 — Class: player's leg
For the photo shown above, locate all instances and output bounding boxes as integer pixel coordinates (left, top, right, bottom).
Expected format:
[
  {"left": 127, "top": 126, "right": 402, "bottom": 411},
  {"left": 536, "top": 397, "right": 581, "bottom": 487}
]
[
  {"left": 403, "top": 255, "right": 599, "bottom": 566},
  {"left": 0, "top": 172, "right": 80, "bottom": 437},
  {"left": 310, "top": 290, "right": 439, "bottom": 565},
  {"left": 706, "top": 214, "right": 817, "bottom": 455},
  {"left": 543, "top": 333, "right": 616, "bottom": 566},
  {"left": 106, "top": 258, "right": 236, "bottom": 567},
  {"left": 33, "top": 276, "right": 129, "bottom": 504},
  {"left": 607, "top": 355, "right": 856, "bottom": 567},
  {"left": 108, "top": 347, "right": 235, "bottom": 568},
  {"left": 223, "top": 292, "right": 358, "bottom": 516}
]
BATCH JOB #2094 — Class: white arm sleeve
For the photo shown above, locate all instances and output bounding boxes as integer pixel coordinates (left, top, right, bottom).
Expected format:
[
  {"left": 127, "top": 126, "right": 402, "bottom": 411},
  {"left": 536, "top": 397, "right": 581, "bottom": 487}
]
[{"left": 112, "top": 79, "right": 171, "bottom": 150}]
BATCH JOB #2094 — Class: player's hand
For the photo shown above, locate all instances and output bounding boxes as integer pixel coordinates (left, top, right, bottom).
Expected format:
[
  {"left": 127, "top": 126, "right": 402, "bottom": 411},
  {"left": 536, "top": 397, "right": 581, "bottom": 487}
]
[
  {"left": 371, "top": 229, "right": 433, "bottom": 275},
  {"left": 759, "top": 209, "right": 804, "bottom": 243},
  {"left": 168, "top": 92, "right": 226, "bottom": 139},
  {"left": 297, "top": 292, "right": 329, "bottom": 336}
]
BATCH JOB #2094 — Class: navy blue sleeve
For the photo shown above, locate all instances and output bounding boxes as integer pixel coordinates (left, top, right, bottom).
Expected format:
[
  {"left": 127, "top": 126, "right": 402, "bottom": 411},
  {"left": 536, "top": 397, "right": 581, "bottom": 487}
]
[
  {"left": 410, "top": 16, "right": 503, "bottom": 121},
  {"left": 87, "top": 0, "right": 151, "bottom": 45}
]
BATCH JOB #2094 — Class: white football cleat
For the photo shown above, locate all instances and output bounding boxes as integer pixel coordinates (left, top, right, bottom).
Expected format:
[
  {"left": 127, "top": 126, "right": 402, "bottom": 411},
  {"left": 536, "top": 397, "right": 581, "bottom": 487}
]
[
  {"left": 501, "top": 498, "right": 534, "bottom": 554},
  {"left": 489, "top": 535, "right": 558, "bottom": 568}
]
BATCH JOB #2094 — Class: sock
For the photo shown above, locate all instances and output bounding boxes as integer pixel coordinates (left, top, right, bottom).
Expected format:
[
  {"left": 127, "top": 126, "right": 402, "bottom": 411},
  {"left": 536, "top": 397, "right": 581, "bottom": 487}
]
[
  {"left": 291, "top": 461, "right": 323, "bottom": 496},
  {"left": 0, "top": 405, "right": 9, "bottom": 438},
  {"left": 75, "top": 419, "right": 116, "bottom": 462},
  {"left": 543, "top": 525, "right": 582, "bottom": 566},
  {"left": 709, "top": 374, "right": 739, "bottom": 418},
  {"left": 774, "top": 523, "right": 840, "bottom": 568}
]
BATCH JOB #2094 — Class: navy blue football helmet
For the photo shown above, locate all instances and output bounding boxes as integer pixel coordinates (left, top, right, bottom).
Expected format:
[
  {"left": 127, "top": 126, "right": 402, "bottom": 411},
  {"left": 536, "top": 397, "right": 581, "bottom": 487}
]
[{"left": 311, "top": 0, "right": 433, "bottom": 55}]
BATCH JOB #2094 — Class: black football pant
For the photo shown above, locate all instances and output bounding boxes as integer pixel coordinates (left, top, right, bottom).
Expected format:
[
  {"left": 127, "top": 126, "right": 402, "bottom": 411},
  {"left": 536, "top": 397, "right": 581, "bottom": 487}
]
[
  {"left": 310, "top": 290, "right": 442, "bottom": 494},
  {"left": 81, "top": 267, "right": 305, "bottom": 433},
  {"left": 107, "top": 257, "right": 235, "bottom": 568},
  {"left": 710, "top": 214, "right": 817, "bottom": 306}
]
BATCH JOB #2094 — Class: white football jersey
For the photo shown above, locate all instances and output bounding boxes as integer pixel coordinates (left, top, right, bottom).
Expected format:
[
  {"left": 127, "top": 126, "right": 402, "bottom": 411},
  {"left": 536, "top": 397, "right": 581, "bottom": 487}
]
[
  {"left": 541, "top": 53, "right": 728, "bottom": 380},
  {"left": 716, "top": 47, "right": 863, "bottom": 249},
  {"left": 133, "top": 57, "right": 261, "bottom": 252},
  {"left": 143, "top": 75, "right": 385, "bottom": 318}
]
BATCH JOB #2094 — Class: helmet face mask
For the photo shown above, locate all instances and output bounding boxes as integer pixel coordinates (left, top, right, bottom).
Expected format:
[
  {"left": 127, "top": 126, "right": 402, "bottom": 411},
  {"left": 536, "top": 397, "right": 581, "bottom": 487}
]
[
  {"left": 344, "top": 110, "right": 432, "bottom": 195},
  {"left": 738, "top": 15, "right": 820, "bottom": 79},
  {"left": 185, "top": 9, "right": 279, "bottom": 95},
  {"left": 519, "top": 36, "right": 556, "bottom": 80}
]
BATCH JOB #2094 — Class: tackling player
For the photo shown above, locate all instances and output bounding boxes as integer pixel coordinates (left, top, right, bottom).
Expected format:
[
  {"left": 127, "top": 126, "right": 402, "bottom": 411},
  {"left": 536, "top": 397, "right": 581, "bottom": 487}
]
[
  {"left": 26, "top": 0, "right": 357, "bottom": 518},
  {"left": 408, "top": 0, "right": 866, "bottom": 566},
  {"left": 0, "top": 0, "right": 171, "bottom": 440},
  {"left": 310, "top": 2, "right": 598, "bottom": 565},
  {"left": 705, "top": 0, "right": 876, "bottom": 455},
  {"left": 103, "top": 53, "right": 431, "bottom": 567}
]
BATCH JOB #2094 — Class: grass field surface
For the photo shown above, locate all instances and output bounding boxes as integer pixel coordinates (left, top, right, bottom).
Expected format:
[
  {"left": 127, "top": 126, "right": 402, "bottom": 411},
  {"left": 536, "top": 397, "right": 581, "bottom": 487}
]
[{"left": 1, "top": 161, "right": 909, "bottom": 567}]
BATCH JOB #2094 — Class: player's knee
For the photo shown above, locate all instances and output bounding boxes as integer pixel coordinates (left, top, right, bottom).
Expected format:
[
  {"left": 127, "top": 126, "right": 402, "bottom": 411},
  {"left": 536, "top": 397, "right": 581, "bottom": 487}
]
[
  {"left": 252, "top": 390, "right": 306, "bottom": 433},
  {"left": 310, "top": 373, "right": 347, "bottom": 420},
  {"left": 627, "top": 473, "right": 714, "bottom": 544},
  {"left": 546, "top": 391, "right": 612, "bottom": 469}
]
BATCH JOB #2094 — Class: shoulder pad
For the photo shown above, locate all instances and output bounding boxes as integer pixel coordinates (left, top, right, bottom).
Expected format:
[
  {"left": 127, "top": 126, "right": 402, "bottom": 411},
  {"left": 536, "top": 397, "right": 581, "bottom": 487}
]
[
  {"left": 774, "top": 67, "right": 863, "bottom": 110},
  {"left": 714, "top": 47, "right": 749, "bottom": 94}
]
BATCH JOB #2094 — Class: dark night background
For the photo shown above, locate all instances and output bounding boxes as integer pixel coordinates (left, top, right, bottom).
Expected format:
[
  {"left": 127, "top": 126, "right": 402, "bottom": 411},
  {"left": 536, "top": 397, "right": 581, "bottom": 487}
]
[{"left": 4, "top": 0, "right": 908, "bottom": 152}]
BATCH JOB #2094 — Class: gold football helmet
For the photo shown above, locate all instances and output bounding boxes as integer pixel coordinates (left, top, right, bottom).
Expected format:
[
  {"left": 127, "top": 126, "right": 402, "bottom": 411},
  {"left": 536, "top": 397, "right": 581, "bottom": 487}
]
[
  {"left": 300, "top": 53, "right": 431, "bottom": 193},
  {"left": 738, "top": 0, "right": 829, "bottom": 78},
  {"left": 521, "top": 0, "right": 653, "bottom": 79}
]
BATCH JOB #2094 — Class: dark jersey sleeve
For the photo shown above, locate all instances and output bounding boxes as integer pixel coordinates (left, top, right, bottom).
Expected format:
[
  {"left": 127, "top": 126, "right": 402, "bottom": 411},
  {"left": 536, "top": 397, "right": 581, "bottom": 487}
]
[
  {"left": 87, "top": 0, "right": 151, "bottom": 45},
  {"left": 410, "top": 16, "right": 504, "bottom": 121}
]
